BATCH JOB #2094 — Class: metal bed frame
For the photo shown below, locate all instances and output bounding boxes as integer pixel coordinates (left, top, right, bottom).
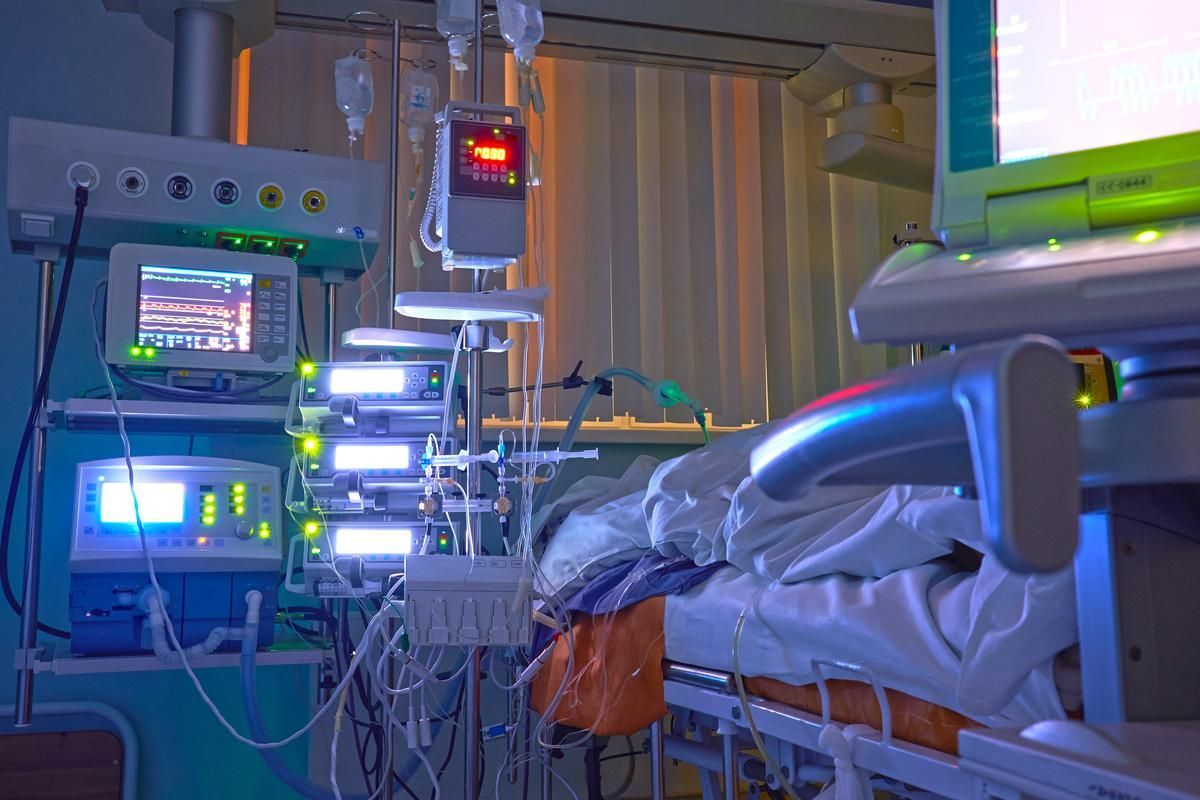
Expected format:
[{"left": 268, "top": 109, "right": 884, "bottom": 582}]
[{"left": 647, "top": 662, "right": 971, "bottom": 800}]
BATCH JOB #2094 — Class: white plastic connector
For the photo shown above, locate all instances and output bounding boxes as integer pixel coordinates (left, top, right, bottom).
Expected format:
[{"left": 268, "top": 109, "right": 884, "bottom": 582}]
[
  {"left": 513, "top": 642, "right": 557, "bottom": 687},
  {"left": 406, "top": 707, "right": 420, "bottom": 749},
  {"left": 510, "top": 448, "right": 599, "bottom": 465},
  {"left": 447, "top": 35, "right": 469, "bottom": 71},
  {"left": 419, "top": 715, "right": 433, "bottom": 748}
]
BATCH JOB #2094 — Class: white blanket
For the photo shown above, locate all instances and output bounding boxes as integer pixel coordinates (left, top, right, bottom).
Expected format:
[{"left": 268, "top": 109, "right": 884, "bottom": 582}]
[{"left": 537, "top": 424, "right": 1078, "bottom": 726}]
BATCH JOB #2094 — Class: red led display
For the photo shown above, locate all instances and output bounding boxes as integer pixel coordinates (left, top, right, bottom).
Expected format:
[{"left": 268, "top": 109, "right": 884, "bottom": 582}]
[{"left": 472, "top": 145, "right": 508, "bottom": 162}]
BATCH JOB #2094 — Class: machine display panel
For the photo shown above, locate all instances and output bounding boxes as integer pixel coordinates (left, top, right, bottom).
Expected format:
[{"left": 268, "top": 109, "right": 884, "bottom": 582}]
[
  {"left": 995, "top": 0, "right": 1200, "bottom": 163},
  {"left": 98, "top": 481, "right": 185, "bottom": 525},
  {"left": 448, "top": 120, "right": 526, "bottom": 201},
  {"left": 135, "top": 265, "right": 255, "bottom": 353}
]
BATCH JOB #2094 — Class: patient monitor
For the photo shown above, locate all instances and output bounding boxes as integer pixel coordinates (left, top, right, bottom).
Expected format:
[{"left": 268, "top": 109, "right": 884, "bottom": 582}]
[
  {"left": 851, "top": 0, "right": 1200, "bottom": 349},
  {"left": 105, "top": 243, "right": 298, "bottom": 374}
]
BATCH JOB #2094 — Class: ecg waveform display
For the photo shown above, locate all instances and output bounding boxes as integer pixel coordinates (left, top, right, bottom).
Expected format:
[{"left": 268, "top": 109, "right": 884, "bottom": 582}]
[
  {"left": 995, "top": 0, "right": 1200, "bottom": 163},
  {"left": 136, "top": 265, "right": 254, "bottom": 353}
]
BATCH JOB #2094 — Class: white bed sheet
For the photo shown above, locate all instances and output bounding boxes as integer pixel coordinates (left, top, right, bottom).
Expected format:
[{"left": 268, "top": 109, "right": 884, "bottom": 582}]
[
  {"left": 663, "top": 563, "right": 1072, "bottom": 728},
  {"left": 538, "top": 424, "right": 1079, "bottom": 726}
]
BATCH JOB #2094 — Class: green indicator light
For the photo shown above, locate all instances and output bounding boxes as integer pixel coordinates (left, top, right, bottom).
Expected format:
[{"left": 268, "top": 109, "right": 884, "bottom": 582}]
[
  {"left": 956, "top": 253, "right": 973, "bottom": 262},
  {"left": 258, "top": 530, "right": 271, "bottom": 539},
  {"left": 303, "top": 438, "right": 319, "bottom": 453},
  {"left": 311, "top": 546, "right": 321, "bottom": 555},
  {"left": 203, "top": 505, "right": 215, "bottom": 515},
  {"left": 202, "top": 515, "right": 215, "bottom": 525},
  {"left": 1047, "top": 238, "right": 1058, "bottom": 245},
  {"left": 296, "top": 243, "right": 306, "bottom": 250},
  {"left": 235, "top": 505, "right": 245, "bottom": 515},
  {"left": 493, "top": 128, "right": 500, "bottom": 135},
  {"left": 1048, "top": 243, "right": 1062, "bottom": 252},
  {"left": 304, "top": 521, "right": 319, "bottom": 536},
  {"left": 204, "top": 493, "right": 215, "bottom": 503},
  {"left": 144, "top": 347, "right": 156, "bottom": 358},
  {"left": 130, "top": 346, "right": 143, "bottom": 357},
  {"left": 1134, "top": 229, "right": 1161, "bottom": 244},
  {"left": 232, "top": 483, "right": 245, "bottom": 494},
  {"left": 467, "top": 138, "right": 475, "bottom": 146},
  {"left": 300, "top": 362, "right": 315, "bottom": 376},
  {"left": 1075, "top": 392, "right": 1093, "bottom": 409},
  {"left": 309, "top": 463, "right": 319, "bottom": 471}
]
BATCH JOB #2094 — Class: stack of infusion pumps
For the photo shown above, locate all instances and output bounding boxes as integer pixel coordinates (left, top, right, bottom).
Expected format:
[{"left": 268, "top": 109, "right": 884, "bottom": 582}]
[{"left": 291, "top": 361, "right": 451, "bottom": 597}]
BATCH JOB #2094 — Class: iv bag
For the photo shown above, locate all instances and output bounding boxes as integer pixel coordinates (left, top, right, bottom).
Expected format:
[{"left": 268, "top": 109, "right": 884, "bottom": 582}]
[
  {"left": 436, "top": 0, "right": 475, "bottom": 38},
  {"left": 335, "top": 53, "right": 374, "bottom": 139},
  {"left": 497, "top": 0, "right": 543, "bottom": 63},
  {"left": 399, "top": 68, "right": 440, "bottom": 143}
]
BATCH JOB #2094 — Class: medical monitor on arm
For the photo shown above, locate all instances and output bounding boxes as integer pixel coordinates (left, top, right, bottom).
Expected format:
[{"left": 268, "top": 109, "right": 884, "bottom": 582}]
[{"left": 850, "top": 0, "right": 1200, "bottom": 348}]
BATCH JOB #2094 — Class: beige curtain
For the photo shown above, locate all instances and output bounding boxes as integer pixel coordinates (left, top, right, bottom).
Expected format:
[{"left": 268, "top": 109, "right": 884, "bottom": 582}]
[
  {"left": 246, "top": 31, "right": 934, "bottom": 429},
  {"left": 504, "top": 57, "right": 934, "bottom": 426}
]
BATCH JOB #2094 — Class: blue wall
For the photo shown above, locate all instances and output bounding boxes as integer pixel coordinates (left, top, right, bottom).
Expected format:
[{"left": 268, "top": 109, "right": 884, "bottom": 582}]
[
  {"left": 0, "top": 4, "right": 695, "bottom": 797},
  {"left": 0, "top": 3, "right": 321, "bottom": 796}
]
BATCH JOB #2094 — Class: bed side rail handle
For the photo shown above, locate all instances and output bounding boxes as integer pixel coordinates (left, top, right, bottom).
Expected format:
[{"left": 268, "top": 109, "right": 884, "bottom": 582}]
[
  {"left": 810, "top": 658, "right": 892, "bottom": 746},
  {"left": 751, "top": 335, "right": 1080, "bottom": 573}
]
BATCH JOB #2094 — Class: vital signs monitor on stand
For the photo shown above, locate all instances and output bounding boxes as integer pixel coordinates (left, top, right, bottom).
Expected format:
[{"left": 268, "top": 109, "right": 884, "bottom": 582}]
[{"left": 104, "top": 243, "right": 299, "bottom": 375}]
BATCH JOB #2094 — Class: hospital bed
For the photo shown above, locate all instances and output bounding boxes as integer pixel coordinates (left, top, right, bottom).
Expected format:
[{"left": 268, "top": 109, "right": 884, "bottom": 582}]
[{"left": 526, "top": 432, "right": 1080, "bottom": 799}]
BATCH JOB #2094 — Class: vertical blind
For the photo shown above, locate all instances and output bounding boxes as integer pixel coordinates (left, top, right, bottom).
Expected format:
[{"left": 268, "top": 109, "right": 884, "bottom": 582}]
[{"left": 247, "top": 31, "right": 934, "bottom": 430}]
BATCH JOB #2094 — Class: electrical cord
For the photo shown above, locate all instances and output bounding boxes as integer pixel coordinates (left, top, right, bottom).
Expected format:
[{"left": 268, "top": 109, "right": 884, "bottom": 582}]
[
  {"left": 297, "top": 286, "right": 313, "bottom": 361},
  {"left": 0, "top": 185, "right": 89, "bottom": 638}
]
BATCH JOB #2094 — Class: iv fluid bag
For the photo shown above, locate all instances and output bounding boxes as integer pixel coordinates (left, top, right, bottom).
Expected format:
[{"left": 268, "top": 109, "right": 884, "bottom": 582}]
[
  {"left": 335, "top": 53, "right": 374, "bottom": 135},
  {"left": 399, "top": 69, "right": 439, "bottom": 129},
  {"left": 436, "top": 0, "right": 475, "bottom": 38},
  {"left": 497, "top": 0, "right": 543, "bottom": 61}
]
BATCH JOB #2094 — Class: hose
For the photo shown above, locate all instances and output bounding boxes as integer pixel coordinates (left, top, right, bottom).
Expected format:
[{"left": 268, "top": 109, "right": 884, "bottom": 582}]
[
  {"left": 532, "top": 365, "right": 706, "bottom": 511},
  {"left": 240, "top": 593, "right": 356, "bottom": 800}
]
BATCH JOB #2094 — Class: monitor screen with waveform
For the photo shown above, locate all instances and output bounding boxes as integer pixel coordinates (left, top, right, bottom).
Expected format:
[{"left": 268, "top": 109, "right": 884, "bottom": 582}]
[
  {"left": 136, "top": 265, "right": 254, "bottom": 353},
  {"left": 995, "top": 0, "right": 1200, "bottom": 163}
]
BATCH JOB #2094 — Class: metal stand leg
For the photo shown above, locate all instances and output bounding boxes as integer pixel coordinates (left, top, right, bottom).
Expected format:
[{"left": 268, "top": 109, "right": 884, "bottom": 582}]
[
  {"left": 462, "top": 5, "right": 487, "bottom": 798},
  {"left": 386, "top": 17, "right": 402, "bottom": 329},
  {"left": 722, "top": 732, "right": 739, "bottom": 800},
  {"left": 541, "top": 745, "right": 554, "bottom": 800},
  {"left": 385, "top": 614, "right": 397, "bottom": 800},
  {"left": 14, "top": 257, "right": 55, "bottom": 727},
  {"left": 650, "top": 720, "right": 667, "bottom": 800},
  {"left": 324, "top": 283, "right": 338, "bottom": 361}
]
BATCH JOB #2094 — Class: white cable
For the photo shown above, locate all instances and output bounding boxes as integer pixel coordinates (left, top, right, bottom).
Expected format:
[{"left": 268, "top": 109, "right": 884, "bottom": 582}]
[{"left": 92, "top": 279, "right": 396, "bottom": 750}]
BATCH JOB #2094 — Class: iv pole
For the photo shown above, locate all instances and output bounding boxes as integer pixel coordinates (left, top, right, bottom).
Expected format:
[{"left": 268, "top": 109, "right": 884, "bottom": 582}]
[{"left": 463, "top": 1, "right": 486, "bottom": 797}]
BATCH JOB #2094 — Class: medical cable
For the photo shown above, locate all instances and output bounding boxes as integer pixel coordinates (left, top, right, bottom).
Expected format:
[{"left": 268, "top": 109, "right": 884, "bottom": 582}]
[
  {"left": 733, "top": 600, "right": 802, "bottom": 800},
  {"left": 91, "top": 293, "right": 401, "bottom": 751},
  {"left": 0, "top": 185, "right": 89, "bottom": 639}
]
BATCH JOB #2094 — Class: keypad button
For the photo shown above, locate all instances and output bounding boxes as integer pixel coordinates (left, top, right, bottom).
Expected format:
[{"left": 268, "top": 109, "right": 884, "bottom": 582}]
[
  {"left": 272, "top": 335, "right": 286, "bottom": 344},
  {"left": 273, "top": 291, "right": 286, "bottom": 301},
  {"left": 256, "top": 334, "right": 270, "bottom": 343}
]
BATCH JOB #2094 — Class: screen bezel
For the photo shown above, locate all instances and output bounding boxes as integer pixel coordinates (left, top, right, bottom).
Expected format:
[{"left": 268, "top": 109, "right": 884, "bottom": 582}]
[{"left": 134, "top": 264, "right": 258, "bottom": 356}]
